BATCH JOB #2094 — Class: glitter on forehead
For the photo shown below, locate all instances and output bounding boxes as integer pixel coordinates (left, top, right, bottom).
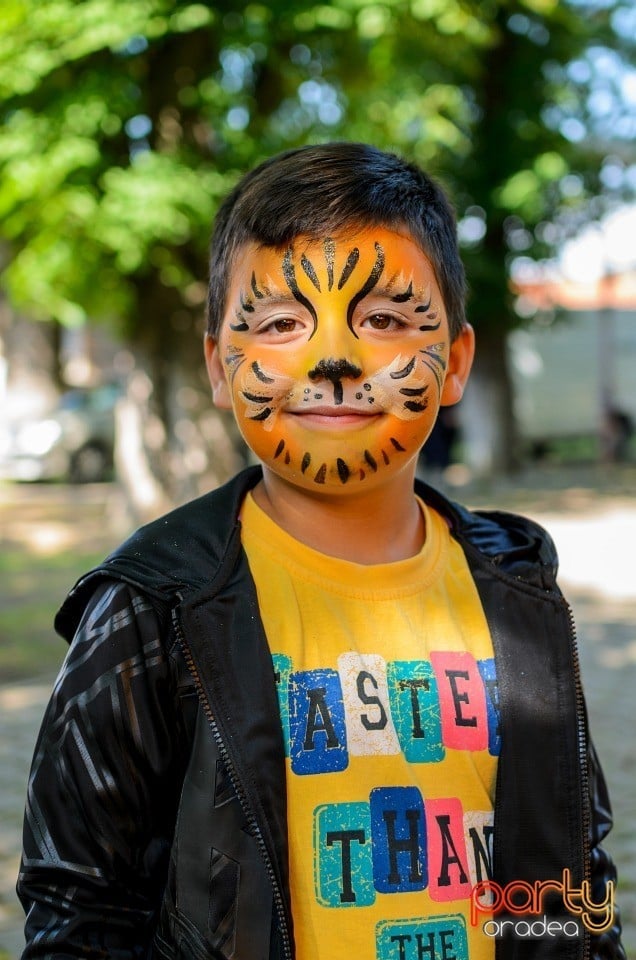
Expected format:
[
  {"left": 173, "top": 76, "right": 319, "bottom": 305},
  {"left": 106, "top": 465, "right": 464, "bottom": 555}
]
[
  {"left": 338, "top": 248, "right": 360, "bottom": 290},
  {"left": 346, "top": 243, "right": 386, "bottom": 338},
  {"left": 324, "top": 237, "right": 336, "bottom": 291},
  {"left": 300, "top": 254, "right": 321, "bottom": 291},
  {"left": 281, "top": 249, "right": 318, "bottom": 336}
]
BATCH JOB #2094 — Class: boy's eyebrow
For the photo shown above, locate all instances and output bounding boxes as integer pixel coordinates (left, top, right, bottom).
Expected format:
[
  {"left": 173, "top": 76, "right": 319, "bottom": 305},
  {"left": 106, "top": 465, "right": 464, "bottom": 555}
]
[
  {"left": 235, "top": 270, "right": 296, "bottom": 313},
  {"left": 234, "top": 285, "right": 437, "bottom": 313},
  {"left": 228, "top": 288, "right": 297, "bottom": 331},
  {"left": 239, "top": 288, "right": 298, "bottom": 310},
  {"left": 370, "top": 282, "right": 433, "bottom": 307}
]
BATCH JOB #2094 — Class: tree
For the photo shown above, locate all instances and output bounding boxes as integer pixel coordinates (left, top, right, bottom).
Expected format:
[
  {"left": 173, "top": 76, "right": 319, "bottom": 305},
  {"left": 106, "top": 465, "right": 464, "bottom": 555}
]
[
  {"left": 0, "top": 0, "right": 632, "bottom": 500},
  {"left": 319, "top": 0, "right": 634, "bottom": 470}
]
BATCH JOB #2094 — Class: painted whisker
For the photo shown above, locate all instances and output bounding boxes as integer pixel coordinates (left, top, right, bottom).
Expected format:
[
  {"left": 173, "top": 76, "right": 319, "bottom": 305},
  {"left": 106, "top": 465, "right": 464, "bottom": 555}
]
[
  {"left": 242, "top": 390, "right": 275, "bottom": 404},
  {"left": 399, "top": 386, "right": 429, "bottom": 397},
  {"left": 390, "top": 357, "right": 416, "bottom": 380},
  {"left": 251, "top": 361, "right": 275, "bottom": 384}
]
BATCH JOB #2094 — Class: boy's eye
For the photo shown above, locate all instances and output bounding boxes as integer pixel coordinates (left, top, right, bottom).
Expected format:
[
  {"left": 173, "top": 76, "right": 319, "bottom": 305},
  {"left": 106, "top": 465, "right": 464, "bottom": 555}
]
[
  {"left": 274, "top": 318, "right": 297, "bottom": 332},
  {"left": 363, "top": 313, "right": 403, "bottom": 331},
  {"left": 264, "top": 317, "right": 299, "bottom": 334}
]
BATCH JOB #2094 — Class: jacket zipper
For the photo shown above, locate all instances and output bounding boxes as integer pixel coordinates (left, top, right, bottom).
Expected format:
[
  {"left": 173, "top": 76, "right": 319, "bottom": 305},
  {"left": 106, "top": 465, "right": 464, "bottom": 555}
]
[
  {"left": 173, "top": 608, "right": 293, "bottom": 960},
  {"left": 564, "top": 596, "right": 592, "bottom": 959}
]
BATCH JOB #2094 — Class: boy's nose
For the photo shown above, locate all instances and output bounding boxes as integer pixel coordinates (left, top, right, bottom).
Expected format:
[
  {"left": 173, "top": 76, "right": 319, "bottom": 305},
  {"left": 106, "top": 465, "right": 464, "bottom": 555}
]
[{"left": 308, "top": 357, "right": 363, "bottom": 406}]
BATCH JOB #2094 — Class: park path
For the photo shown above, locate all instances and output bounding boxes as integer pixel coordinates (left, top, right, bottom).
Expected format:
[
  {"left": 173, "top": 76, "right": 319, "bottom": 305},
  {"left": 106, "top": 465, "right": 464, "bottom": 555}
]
[{"left": 1, "top": 472, "right": 635, "bottom": 958}]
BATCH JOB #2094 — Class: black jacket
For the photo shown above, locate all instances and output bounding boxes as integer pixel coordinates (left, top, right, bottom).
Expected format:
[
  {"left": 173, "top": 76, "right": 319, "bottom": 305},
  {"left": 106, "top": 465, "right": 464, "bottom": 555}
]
[{"left": 18, "top": 467, "right": 624, "bottom": 960}]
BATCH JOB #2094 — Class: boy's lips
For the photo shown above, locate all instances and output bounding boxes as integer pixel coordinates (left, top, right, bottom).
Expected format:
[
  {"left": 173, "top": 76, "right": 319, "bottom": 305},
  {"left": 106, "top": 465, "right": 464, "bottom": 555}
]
[{"left": 285, "top": 405, "right": 382, "bottom": 427}]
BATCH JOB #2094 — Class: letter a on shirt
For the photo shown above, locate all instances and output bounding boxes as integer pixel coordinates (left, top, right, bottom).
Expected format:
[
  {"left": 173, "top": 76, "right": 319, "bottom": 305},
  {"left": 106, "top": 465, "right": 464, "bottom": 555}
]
[{"left": 289, "top": 668, "right": 348, "bottom": 774}]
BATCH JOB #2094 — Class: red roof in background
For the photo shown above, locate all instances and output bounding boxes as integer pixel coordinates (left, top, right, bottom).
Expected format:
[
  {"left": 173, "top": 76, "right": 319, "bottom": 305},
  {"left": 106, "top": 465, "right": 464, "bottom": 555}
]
[{"left": 514, "top": 270, "right": 636, "bottom": 311}]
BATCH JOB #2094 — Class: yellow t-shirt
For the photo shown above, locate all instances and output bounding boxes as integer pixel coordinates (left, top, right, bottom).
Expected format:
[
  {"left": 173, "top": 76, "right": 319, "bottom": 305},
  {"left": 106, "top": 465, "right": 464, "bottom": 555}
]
[{"left": 240, "top": 493, "right": 500, "bottom": 960}]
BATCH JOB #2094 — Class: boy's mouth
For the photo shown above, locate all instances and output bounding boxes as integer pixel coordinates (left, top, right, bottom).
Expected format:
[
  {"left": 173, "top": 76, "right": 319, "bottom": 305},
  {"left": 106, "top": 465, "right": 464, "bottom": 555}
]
[{"left": 285, "top": 405, "right": 382, "bottom": 428}]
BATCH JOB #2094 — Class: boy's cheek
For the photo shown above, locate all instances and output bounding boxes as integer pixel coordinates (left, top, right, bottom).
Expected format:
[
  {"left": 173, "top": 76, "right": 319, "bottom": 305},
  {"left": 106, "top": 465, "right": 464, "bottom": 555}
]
[
  {"left": 219, "top": 332, "right": 449, "bottom": 488},
  {"left": 232, "top": 393, "right": 438, "bottom": 491},
  {"left": 223, "top": 338, "right": 428, "bottom": 396},
  {"left": 237, "top": 346, "right": 309, "bottom": 384},
  {"left": 224, "top": 350, "right": 296, "bottom": 433}
]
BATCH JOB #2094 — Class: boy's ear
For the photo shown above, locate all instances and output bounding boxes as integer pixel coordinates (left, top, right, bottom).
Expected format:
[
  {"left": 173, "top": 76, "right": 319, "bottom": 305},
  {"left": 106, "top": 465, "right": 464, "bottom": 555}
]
[
  {"left": 204, "top": 334, "right": 232, "bottom": 410},
  {"left": 440, "top": 323, "right": 475, "bottom": 406}
]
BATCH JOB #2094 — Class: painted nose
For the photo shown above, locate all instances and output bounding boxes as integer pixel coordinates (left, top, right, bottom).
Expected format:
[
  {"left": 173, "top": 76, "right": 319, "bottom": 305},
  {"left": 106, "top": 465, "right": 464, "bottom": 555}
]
[{"left": 308, "top": 358, "right": 363, "bottom": 406}]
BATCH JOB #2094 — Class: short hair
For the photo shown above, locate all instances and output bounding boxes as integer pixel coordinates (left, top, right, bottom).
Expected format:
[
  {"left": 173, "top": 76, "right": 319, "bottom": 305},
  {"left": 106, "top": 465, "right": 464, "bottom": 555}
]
[{"left": 207, "top": 142, "right": 466, "bottom": 340}]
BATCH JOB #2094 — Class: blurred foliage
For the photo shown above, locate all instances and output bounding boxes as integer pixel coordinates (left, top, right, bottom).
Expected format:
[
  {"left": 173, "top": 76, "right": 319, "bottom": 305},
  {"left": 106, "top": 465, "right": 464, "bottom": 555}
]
[{"left": 0, "top": 0, "right": 633, "bottom": 353}]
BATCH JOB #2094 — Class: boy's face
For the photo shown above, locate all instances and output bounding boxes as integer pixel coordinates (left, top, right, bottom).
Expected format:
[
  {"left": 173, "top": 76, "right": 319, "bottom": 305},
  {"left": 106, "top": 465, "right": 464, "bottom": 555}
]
[{"left": 207, "top": 226, "right": 473, "bottom": 494}]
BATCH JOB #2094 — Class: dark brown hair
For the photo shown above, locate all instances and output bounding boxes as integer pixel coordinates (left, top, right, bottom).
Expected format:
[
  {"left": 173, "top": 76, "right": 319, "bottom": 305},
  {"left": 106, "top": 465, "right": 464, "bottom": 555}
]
[{"left": 207, "top": 142, "right": 466, "bottom": 339}]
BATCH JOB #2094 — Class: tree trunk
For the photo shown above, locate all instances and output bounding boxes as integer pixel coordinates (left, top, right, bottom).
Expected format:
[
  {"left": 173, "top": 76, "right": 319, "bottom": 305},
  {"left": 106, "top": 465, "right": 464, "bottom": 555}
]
[
  {"left": 454, "top": 7, "right": 531, "bottom": 478},
  {"left": 114, "top": 277, "right": 248, "bottom": 521}
]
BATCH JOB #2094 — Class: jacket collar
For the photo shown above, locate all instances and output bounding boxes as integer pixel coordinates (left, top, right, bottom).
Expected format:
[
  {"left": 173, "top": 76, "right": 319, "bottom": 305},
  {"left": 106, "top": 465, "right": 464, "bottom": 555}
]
[
  {"left": 416, "top": 478, "right": 559, "bottom": 588},
  {"left": 56, "top": 466, "right": 558, "bottom": 641}
]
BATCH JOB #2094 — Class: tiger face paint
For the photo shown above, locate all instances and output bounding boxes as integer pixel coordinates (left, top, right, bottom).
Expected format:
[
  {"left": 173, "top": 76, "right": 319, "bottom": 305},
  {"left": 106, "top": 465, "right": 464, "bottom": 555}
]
[{"left": 208, "top": 226, "right": 473, "bottom": 493}]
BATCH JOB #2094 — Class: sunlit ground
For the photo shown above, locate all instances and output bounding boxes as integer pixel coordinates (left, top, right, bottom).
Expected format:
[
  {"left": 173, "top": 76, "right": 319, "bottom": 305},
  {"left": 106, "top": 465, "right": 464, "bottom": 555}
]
[{"left": 540, "top": 506, "right": 635, "bottom": 604}]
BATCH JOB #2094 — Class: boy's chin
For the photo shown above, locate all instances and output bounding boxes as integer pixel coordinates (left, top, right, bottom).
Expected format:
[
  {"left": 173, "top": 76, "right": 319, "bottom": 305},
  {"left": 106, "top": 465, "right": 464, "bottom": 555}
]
[
  {"left": 256, "top": 446, "right": 419, "bottom": 495},
  {"left": 240, "top": 417, "right": 429, "bottom": 493}
]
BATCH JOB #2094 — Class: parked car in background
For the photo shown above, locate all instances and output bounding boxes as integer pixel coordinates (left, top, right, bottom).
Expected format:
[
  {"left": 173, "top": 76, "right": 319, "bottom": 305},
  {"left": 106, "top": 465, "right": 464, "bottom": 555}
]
[{"left": 0, "top": 383, "right": 120, "bottom": 483}]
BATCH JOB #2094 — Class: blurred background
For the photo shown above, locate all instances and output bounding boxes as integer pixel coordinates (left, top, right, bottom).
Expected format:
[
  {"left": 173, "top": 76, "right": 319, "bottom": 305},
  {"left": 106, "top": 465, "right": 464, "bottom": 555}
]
[{"left": 0, "top": 0, "right": 634, "bottom": 956}]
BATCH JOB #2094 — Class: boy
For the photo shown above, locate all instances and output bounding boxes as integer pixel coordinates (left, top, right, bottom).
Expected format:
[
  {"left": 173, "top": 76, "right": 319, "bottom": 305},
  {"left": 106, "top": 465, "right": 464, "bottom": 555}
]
[{"left": 18, "top": 143, "right": 623, "bottom": 960}]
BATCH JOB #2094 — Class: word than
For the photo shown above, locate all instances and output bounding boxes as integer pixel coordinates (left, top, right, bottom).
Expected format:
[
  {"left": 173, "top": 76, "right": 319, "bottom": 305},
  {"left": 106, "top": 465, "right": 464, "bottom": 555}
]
[{"left": 315, "top": 790, "right": 493, "bottom": 907}]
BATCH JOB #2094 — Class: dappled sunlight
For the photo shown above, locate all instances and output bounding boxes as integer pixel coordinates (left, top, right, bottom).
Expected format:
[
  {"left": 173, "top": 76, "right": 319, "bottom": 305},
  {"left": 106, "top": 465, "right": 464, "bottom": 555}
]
[
  {"left": 531, "top": 506, "right": 636, "bottom": 602},
  {"left": 9, "top": 521, "right": 76, "bottom": 556},
  {"left": 0, "top": 684, "right": 51, "bottom": 714}
]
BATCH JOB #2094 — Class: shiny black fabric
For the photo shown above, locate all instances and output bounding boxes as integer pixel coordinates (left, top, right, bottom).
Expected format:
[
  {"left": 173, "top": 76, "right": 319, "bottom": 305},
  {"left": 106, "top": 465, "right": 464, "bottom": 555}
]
[
  {"left": 18, "top": 585, "right": 192, "bottom": 957},
  {"left": 18, "top": 466, "right": 625, "bottom": 959}
]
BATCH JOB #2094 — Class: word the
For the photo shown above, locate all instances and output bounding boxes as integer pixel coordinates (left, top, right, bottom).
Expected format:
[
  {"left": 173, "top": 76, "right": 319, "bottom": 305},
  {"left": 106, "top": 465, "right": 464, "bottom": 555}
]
[{"left": 377, "top": 915, "right": 467, "bottom": 960}]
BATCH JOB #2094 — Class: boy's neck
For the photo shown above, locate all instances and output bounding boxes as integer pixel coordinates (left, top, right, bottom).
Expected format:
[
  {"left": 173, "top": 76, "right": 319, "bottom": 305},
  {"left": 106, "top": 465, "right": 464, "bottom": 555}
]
[{"left": 251, "top": 466, "right": 425, "bottom": 564}]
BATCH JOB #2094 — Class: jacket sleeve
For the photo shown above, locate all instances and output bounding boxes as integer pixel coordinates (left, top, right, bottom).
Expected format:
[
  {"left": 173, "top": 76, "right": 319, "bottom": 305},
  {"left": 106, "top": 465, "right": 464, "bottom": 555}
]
[
  {"left": 17, "top": 580, "right": 188, "bottom": 959},
  {"left": 587, "top": 735, "right": 627, "bottom": 960}
]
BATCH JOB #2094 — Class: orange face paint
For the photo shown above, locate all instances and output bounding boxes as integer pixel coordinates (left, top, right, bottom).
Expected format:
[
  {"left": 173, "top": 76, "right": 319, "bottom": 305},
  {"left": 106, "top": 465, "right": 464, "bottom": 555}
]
[{"left": 217, "top": 226, "right": 453, "bottom": 492}]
